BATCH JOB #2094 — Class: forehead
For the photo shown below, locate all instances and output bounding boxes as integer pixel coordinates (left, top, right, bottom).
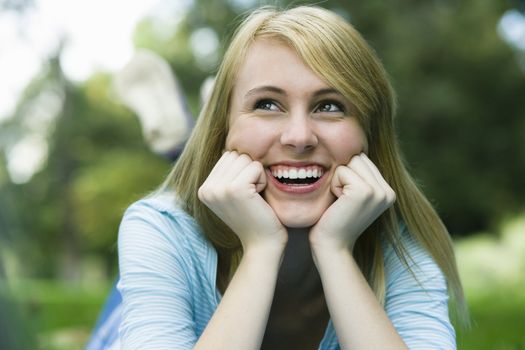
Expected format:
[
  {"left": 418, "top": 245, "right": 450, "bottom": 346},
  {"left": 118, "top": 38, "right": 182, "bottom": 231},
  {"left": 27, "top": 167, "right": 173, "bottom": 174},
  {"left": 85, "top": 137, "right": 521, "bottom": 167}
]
[{"left": 233, "top": 38, "right": 331, "bottom": 94}]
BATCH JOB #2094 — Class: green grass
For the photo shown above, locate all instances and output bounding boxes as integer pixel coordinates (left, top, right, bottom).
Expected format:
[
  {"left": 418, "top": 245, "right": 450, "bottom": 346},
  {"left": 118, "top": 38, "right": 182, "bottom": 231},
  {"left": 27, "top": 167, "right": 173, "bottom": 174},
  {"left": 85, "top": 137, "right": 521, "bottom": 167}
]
[
  {"left": 458, "top": 291, "right": 525, "bottom": 349},
  {"left": 7, "top": 279, "right": 110, "bottom": 350},
  {"left": 455, "top": 215, "right": 525, "bottom": 349}
]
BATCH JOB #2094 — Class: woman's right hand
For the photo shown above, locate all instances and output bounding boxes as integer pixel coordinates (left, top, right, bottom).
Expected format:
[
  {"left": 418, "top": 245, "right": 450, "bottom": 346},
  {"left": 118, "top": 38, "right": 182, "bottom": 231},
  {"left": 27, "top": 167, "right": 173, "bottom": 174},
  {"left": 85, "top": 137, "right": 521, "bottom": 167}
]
[{"left": 198, "top": 151, "right": 288, "bottom": 252}]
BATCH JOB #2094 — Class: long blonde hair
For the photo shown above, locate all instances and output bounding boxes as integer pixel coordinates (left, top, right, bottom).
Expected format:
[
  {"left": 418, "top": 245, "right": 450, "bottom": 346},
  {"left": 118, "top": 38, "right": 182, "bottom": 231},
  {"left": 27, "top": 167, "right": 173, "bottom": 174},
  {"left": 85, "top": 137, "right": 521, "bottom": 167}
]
[{"left": 163, "top": 5, "right": 468, "bottom": 324}]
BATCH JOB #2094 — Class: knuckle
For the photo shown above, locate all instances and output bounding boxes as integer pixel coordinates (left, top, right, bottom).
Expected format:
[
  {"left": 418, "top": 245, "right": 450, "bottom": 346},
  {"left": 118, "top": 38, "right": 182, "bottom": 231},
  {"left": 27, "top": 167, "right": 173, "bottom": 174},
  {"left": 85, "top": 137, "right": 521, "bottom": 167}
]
[
  {"left": 387, "top": 188, "right": 397, "bottom": 203},
  {"left": 238, "top": 153, "right": 250, "bottom": 161},
  {"left": 198, "top": 183, "right": 224, "bottom": 204},
  {"left": 223, "top": 184, "right": 238, "bottom": 197},
  {"left": 253, "top": 161, "right": 264, "bottom": 172},
  {"left": 197, "top": 186, "right": 209, "bottom": 202},
  {"left": 376, "top": 191, "right": 388, "bottom": 204},
  {"left": 359, "top": 186, "right": 374, "bottom": 200}
]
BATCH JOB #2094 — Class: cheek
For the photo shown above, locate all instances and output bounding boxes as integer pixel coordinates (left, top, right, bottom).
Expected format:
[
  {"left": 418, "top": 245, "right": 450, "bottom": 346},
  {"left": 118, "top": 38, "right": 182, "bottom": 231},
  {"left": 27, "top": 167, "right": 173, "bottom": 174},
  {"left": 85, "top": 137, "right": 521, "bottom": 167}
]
[
  {"left": 327, "top": 125, "right": 368, "bottom": 163},
  {"left": 225, "top": 118, "right": 276, "bottom": 159}
]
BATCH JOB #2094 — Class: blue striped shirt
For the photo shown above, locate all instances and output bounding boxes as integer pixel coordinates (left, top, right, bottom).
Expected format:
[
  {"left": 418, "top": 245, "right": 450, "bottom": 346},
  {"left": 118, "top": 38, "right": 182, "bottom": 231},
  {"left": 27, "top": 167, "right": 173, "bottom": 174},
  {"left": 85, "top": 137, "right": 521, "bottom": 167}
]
[{"left": 115, "top": 193, "right": 455, "bottom": 349}]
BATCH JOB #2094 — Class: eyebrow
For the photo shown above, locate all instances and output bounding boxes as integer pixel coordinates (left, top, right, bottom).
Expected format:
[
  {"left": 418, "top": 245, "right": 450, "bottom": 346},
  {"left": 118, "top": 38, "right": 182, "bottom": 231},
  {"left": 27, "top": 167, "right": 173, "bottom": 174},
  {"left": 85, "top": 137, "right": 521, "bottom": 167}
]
[
  {"left": 313, "top": 88, "right": 343, "bottom": 98},
  {"left": 244, "top": 86, "right": 285, "bottom": 98},
  {"left": 244, "top": 86, "right": 343, "bottom": 99}
]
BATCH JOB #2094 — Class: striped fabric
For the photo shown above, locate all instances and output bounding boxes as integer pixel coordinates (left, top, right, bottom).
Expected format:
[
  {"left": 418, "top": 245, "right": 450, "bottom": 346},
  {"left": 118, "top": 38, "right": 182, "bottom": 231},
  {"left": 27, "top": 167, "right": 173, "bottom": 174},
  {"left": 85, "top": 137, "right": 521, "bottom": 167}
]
[{"left": 98, "top": 192, "right": 455, "bottom": 349}]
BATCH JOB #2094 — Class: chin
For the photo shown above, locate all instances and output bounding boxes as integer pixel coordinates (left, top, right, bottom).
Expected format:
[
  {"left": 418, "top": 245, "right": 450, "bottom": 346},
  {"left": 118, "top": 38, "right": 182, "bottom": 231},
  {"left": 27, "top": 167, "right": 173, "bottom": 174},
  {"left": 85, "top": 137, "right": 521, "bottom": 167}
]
[
  {"left": 266, "top": 194, "right": 335, "bottom": 230},
  {"left": 275, "top": 210, "right": 323, "bottom": 229}
]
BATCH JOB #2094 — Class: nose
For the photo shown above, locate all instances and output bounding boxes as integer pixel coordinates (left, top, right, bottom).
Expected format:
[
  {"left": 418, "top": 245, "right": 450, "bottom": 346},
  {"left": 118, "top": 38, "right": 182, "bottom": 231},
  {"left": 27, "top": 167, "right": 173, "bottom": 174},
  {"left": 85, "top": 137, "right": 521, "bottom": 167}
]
[{"left": 279, "top": 112, "right": 318, "bottom": 153}]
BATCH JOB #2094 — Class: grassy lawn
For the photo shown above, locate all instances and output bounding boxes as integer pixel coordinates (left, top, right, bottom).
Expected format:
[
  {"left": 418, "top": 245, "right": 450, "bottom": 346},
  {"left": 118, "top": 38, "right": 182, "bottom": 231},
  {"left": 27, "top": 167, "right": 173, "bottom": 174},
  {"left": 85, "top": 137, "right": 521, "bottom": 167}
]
[
  {"left": 455, "top": 215, "right": 525, "bottom": 349},
  {"left": 457, "top": 290, "right": 525, "bottom": 349},
  {"left": 6, "top": 279, "right": 110, "bottom": 350}
]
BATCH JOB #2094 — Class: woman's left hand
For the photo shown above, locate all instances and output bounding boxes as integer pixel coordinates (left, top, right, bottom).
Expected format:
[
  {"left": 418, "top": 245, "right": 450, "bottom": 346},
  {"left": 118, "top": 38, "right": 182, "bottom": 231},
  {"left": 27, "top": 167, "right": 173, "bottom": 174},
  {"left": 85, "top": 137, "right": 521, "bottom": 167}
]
[{"left": 309, "top": 153, "right": 396, "bottom": 254}]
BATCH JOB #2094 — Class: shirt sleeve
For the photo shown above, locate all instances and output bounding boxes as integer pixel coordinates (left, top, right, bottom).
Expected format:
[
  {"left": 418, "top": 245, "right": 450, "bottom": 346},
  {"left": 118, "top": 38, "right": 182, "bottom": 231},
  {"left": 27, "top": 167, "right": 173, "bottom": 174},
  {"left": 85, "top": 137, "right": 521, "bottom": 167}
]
[
  {"left": 117, "top": 202, "right": 197, "bottom": 350},
  {"left": 383, "top": 228, "right": 456, "bottom": 349}
]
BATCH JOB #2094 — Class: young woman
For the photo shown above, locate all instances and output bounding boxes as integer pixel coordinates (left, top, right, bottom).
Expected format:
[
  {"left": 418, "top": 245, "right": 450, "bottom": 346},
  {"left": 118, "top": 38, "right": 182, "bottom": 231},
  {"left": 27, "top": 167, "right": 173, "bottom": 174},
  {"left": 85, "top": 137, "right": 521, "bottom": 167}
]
[{"left": 116, "top": 6, "right": 467, "bottom": 349}]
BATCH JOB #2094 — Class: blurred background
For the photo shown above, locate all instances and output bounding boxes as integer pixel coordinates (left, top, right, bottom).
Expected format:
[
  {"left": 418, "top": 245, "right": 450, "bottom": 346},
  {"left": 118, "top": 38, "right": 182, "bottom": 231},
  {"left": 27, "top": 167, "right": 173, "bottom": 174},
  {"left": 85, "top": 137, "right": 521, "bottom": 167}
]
[{"left": 1, "top": 0, "right": 524, "bottom": 349}]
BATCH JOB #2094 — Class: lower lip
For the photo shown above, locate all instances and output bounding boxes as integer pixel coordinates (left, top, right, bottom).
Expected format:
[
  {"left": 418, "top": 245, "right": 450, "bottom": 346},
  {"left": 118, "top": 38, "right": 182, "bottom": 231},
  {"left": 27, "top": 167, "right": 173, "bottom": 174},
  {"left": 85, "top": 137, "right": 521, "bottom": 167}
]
[{"left": 266, "top": 169, "right": 325, "bottom": 194}]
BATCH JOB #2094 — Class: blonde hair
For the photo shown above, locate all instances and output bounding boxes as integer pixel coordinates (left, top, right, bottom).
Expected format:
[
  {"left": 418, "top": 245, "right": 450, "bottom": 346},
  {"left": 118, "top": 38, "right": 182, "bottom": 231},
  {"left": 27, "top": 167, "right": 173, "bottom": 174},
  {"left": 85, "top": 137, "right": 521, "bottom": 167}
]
[{"left": 163, "top": 5, "right": 468, "bottom": 325}]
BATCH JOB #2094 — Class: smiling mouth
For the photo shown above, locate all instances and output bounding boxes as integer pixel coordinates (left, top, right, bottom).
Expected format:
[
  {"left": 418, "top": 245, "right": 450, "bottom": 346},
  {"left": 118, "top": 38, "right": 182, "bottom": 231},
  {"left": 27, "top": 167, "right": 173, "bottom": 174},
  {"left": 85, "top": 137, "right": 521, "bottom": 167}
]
[{"left": 270, "top": 165, "right": 325, "bottom": 186}]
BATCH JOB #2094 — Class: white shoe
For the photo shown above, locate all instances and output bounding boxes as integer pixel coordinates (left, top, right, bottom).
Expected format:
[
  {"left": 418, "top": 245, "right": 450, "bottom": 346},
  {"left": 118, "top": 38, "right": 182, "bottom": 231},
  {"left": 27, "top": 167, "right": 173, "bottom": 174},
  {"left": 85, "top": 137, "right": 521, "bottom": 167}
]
[{"left": 114, "top": 49, "right": 194, "bottom": 158}]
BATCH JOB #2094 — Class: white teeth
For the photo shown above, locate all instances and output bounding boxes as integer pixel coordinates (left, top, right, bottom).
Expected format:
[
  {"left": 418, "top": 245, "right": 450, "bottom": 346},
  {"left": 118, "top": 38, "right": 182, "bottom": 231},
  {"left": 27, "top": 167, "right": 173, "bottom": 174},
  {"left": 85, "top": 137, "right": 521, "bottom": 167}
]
[{"left": 271, "top": 166, "right": 324, "bottom": 179}]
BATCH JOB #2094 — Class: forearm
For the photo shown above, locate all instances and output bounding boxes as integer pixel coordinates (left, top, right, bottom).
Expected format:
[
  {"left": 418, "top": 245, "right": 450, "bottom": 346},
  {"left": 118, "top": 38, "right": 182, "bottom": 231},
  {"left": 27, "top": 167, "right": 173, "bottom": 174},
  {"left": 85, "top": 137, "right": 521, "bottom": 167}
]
[
  {"left": 194, "top": 246, "right": 283, "bottom": 350},
  {"left": 313, "top": 248, "right": 407, "bottom": 350}
]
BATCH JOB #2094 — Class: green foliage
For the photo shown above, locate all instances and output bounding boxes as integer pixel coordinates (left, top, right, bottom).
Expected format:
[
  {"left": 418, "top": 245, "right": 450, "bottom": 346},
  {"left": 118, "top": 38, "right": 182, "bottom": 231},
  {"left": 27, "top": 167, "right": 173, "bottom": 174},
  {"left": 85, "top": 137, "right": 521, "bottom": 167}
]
[
  {"left": 72, "top": 149, "right": 168, "bottom": 252},
  {"left": 7, "top": 279, "right": 110, "bottom": 350},
  {"left": 0, "top": 287, "right": 37, "bottom": 350},
  {"left": 381, "top": 1, "right": 525, "bottom": 234},
  {"left": 455, "top": 215, "right": 525, "bottom": 348},
  {"left": 458, "top": 292, "right": 525, "bottom": 349},
  {"left": 12, "top": 279, "right": 109, "bottom": 331},
  {"left": 1, "top": 63, "right": 172, "bottom": 279}
]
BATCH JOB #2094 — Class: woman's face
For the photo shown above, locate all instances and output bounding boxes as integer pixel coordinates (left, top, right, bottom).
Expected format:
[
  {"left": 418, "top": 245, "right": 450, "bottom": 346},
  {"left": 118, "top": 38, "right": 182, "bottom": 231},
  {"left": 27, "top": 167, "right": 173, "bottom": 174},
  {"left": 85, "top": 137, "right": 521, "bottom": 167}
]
[{"left": 226, "top": 38, "right": 367, "bottom": 228}]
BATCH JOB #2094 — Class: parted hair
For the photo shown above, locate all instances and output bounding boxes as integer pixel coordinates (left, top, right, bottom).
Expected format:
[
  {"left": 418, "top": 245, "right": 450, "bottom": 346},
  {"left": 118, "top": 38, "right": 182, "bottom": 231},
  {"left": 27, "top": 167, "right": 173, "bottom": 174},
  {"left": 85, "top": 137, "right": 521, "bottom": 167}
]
[{"left": 161, "top": 5, "right": 468, "bottom": 324}]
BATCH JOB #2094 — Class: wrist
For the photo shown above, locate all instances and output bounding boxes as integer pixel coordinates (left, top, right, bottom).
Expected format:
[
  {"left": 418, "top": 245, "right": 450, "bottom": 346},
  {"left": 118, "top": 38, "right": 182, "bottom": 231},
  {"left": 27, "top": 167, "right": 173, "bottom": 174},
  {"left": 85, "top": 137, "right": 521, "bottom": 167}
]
[
  {"left": 243, "top": 239, "right": 287, "bottom": 265},
  {"left": 242, "top": 227, "right": 288, "bottom": 251},
  {"left": 310, "top": 241, "right": 354, "bottom": 270},
  {"left": 309, "top": 233, "right": 355, "bottom": 257}
]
